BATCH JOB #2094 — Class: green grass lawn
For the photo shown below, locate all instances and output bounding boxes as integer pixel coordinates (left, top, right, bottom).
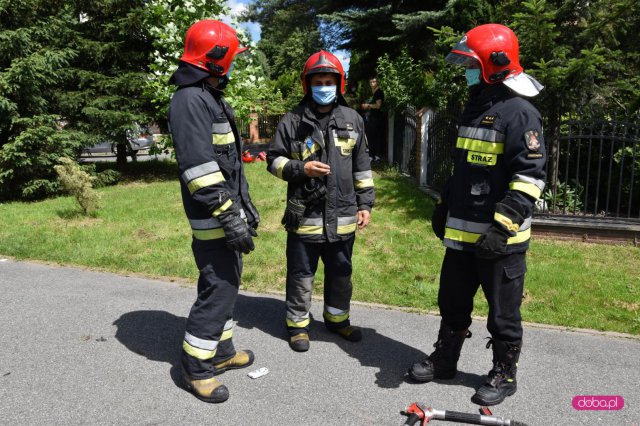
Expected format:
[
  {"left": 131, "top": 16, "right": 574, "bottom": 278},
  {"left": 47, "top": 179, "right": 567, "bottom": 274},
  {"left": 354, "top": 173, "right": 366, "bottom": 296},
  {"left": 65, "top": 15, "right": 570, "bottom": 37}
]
[{"left": 1, "top": 160, "right": 639, "bottom": 335}]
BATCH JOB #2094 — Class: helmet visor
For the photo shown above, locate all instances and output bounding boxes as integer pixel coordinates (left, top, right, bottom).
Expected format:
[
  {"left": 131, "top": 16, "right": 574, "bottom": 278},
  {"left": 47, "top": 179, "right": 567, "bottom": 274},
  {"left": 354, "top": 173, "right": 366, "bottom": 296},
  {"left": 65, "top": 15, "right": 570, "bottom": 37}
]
[{"left": 445, "top": 36, "right": 478, "bottom": 66}]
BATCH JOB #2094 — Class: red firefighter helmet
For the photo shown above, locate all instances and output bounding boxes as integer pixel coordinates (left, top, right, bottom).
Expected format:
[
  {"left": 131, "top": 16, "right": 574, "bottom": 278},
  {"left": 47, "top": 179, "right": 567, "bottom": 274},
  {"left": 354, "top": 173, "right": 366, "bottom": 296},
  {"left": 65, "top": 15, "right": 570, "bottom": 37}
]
[
  {"left": 180, "top": 20, "right": 248, "bottom": 76},
  {"left": 242, "top": 150, "right": 255, "bottom": 163},
  {"left": 301, "top": 50, "right": 346, "bottom": 95},
  {"left": 445, "top": 24, "right": 523, "bottom": 84}
]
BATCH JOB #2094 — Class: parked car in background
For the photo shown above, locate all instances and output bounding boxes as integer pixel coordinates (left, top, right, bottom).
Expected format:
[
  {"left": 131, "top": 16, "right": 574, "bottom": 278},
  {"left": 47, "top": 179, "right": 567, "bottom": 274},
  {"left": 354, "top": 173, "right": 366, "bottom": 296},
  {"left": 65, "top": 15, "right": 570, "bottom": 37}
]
[{"left": 82, "top": 125, "right": 156, "bottom": 159}]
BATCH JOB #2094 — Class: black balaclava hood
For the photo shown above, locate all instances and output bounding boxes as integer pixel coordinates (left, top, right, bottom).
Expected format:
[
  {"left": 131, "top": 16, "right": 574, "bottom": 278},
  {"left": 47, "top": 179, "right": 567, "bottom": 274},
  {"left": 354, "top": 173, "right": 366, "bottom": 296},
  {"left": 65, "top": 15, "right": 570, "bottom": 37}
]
[{"left": 169, "top": 61, "right": 212, "bottom": 86}]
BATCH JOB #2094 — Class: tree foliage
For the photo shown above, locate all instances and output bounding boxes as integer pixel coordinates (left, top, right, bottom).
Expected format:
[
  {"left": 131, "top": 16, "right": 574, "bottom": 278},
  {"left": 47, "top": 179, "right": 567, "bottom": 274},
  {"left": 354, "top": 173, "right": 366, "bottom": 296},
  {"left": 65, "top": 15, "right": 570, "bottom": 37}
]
[
  {"left": 0, "top": 0, "right": 155, "bottom": 199},
  {"left": 145, "top": 0, "right": 227, "bottom": 128},
  {"left": 315, "top": 0, "right": 640, "bottom": 114},
  {"left": 240, "top": 0, "right": 325, "bottom": 107}
]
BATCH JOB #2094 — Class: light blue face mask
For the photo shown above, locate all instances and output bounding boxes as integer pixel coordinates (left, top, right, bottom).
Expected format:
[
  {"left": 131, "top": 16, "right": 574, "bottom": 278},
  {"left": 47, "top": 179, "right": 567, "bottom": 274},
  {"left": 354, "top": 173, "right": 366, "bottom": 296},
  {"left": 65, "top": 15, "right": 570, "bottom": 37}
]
[
  {"left": 311, "top": 85, "right": 337, "bottom": 105},
  {"left": 465, "top": 68, "right": 481, "bottom": 86},
  {"left": 226, "top": 62, "right": 235, "bottom": 80}
]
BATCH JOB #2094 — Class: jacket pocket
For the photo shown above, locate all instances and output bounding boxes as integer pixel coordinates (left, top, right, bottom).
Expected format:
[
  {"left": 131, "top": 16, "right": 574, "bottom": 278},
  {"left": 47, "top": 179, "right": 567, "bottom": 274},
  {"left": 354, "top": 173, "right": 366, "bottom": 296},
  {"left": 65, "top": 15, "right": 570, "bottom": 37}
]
[
  {"left": 213, "top": 144, "right": 239, "bottom": 179},
  {"left": 499, "top": 255, "right": 527, "bottom": 312}
]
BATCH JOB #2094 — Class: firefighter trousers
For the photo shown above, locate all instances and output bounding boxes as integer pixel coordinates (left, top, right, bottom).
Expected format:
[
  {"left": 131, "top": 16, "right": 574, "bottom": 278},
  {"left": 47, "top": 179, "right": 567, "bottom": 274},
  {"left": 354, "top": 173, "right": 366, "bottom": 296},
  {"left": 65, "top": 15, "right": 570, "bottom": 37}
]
[
  {"left": 182, "top": 238, "right": 241, "bottom": 379},
  {"left": 285, "top": 233, "right": 355, "bottom": 335},
  {"left": 438, "top": 248, "right": 526, "bottom": 343}
]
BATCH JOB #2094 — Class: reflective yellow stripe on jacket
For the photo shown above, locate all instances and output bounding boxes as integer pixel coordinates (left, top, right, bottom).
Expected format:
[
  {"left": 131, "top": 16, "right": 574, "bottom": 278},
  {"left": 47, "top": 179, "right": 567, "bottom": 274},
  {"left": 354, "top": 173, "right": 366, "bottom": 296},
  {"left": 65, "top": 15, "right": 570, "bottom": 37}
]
[
  {"left": 212, "top": 122, "right": 235, "bottom": 145},
  {"left": 443, "top": 216, "right": 532, "bottom": 249},
  {"left": 456, "top": 126, "right": 505, "bottom": 154},
  {"left": 295, "top": 216, "right": 358, "bottom": 235},
  {"left": 182, "top": 161, "right": 225, "bottom": 195}
]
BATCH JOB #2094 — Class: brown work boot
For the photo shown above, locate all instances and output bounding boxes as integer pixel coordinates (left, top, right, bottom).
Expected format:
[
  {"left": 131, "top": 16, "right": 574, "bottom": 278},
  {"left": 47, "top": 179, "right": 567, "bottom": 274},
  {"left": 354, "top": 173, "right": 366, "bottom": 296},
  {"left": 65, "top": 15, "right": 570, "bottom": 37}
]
[
  {"left": 182, "top": 372, "right": 229, "bottom": 403},
  {"left": 289, "top": 333, "right": 310, "bottom": 352},
  {"left": 328, "top": 325, "right": 362, "bottom": 342},
  {"left": 213, "top": 350, "right": 255, "bottom": 374}
]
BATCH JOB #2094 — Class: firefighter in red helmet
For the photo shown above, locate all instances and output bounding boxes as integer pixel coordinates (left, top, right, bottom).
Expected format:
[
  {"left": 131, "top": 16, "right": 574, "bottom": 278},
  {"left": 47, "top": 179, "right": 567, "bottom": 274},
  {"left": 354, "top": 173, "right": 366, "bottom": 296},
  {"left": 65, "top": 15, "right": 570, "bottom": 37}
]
[
  {"left": 408, "top": 24, "right": 546, "bottom": 406},
  {"left": 167, "top": 19, "right": 259, "bottom": 403},
  {"left": 267, "top": 51, "right": 375, "bottom": 352}
]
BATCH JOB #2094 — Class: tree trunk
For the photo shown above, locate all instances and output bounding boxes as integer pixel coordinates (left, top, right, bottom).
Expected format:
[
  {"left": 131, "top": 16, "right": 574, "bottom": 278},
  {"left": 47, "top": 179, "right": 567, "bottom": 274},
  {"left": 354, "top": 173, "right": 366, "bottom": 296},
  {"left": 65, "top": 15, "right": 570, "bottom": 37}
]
[{"left": 116, "top": 143, "right": 128, "bottom": 169}]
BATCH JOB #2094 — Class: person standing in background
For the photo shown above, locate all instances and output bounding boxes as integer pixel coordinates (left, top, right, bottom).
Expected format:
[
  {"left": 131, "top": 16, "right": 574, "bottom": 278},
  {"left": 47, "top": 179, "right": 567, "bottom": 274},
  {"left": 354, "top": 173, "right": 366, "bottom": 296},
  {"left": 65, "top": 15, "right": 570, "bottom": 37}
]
[{"left": 361, "top": 77, "right": 385, "bottom": 162}]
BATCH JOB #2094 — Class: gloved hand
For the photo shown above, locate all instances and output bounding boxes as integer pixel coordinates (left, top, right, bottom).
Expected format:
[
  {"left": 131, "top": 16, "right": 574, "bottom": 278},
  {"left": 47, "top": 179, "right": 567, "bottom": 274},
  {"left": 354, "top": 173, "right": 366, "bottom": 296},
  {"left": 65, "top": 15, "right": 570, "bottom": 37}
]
[
  {"left": 431, "top": 202, "right": 448, "bottom": 240},
  {"left": 218, "top": 209, "right": 257, "bottom": 254},
  {"left": 281, "top": 198, "right": 306, "bottom": 231},
  {"left": 476, "top": 197, "right": 526, "bottom": 259},
  {"left": 303, "top": 178, "right": 327, "bottom": 204},
  {"left": 475, "top": 225, "right": 511, "bottom": 259}
]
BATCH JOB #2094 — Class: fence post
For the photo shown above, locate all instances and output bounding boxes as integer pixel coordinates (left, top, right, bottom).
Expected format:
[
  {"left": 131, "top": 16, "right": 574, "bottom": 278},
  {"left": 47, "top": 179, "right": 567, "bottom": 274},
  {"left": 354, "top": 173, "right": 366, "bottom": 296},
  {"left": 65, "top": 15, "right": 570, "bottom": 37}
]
[
  {"left": 418, "top": 107, "right": 434, "bottom": 187},
  {"left": 387, "top": 110, "right": 395, "bottom": 164},
  {"left": 249, "top": 112, "right": 259, "bottom": 143}
]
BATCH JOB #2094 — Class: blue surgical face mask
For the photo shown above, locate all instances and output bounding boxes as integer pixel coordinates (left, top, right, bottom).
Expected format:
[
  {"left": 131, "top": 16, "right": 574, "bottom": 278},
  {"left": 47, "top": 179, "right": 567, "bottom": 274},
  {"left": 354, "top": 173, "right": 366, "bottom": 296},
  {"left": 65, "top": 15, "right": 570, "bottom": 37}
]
[
  {"left": 465, "top": 68, "right": 481, "bottom": 86},
  {"left": 226, "top": 62, "right": 235, "bottom": 80},
  {"left": 311, "top": 85, "right": 337, "bottom": 105}
]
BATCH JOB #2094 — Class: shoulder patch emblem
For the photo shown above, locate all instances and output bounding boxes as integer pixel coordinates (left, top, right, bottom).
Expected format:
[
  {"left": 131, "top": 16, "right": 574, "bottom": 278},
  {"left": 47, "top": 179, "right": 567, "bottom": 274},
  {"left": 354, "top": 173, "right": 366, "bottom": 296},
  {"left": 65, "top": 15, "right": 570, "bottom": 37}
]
[
  {"left": 525, "top": 130, "right": 540, "bottom": 151},
  {"left": 481, "top": 115, "right": 496, "bottom": 125}
]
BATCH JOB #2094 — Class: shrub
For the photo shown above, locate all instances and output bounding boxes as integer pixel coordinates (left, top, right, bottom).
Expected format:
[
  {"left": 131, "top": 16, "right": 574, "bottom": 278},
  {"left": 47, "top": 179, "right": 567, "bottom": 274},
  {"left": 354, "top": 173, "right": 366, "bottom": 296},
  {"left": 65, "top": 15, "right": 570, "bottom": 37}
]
[{"left": 54, "top": 157, "right": 101, "bottom": 215}]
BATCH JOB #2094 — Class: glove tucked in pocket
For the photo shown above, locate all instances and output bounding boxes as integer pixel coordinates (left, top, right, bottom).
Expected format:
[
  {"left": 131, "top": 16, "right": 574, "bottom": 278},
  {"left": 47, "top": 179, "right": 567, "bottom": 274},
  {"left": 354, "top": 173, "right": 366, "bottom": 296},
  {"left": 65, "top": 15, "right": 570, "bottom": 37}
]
[
  {"left": 281, "top": 199, "right": 306, "bottom": 231},
  {"left": 246, "top": 199, "right": 260, "bottom": 230}
]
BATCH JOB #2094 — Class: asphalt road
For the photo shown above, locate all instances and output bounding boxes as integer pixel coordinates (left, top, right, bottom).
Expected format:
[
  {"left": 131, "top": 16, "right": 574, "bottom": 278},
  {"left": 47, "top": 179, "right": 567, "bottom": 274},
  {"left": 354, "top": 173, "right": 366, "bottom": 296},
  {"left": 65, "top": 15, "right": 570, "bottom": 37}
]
[{"left": 0, "top": 259, "right": 637, "bottom": 425}]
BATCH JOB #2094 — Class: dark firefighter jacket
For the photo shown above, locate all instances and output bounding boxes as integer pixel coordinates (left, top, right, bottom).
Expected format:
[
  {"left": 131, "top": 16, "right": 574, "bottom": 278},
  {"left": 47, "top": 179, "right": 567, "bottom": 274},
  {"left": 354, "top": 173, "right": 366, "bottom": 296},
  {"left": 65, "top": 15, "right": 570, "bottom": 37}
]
[
  {"left": 168, "top": 82, "right": 258, "bottom": 241},
  {"left": 267, "top": 101, "right": 375, "bottom": 243},
  {"left": 443, "top": 83, "right": 546, "bottom": 253}
]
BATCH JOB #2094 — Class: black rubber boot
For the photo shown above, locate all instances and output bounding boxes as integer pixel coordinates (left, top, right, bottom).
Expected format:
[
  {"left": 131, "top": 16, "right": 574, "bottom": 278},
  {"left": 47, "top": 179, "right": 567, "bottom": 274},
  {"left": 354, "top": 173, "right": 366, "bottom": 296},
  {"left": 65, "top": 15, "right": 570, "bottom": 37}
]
[
  {"left": 471, "top": 339, "right": 521, "bottom": 406},
  {"left": 408, "top": 322, "right": 471, "bottom": 382},
  {"left": 327, "top": 325, "right": 363, "bottom": 342}
]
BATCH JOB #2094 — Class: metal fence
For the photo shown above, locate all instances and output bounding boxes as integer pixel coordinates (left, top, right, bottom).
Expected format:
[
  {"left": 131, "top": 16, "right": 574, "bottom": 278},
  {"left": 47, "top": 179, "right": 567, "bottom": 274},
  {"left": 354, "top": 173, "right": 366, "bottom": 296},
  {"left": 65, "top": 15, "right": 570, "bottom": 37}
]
[
  {"left": 391, "top": 105, "right": 418, "bottom": 175},
  {"left": 422, "top": 103, "right": 461, "bottom": 191},
  {"left": 405, "top": 105, "right": 640, "bottom": 222},
  {"left": 237, "top": 114, "right": 283, "bottom": 141},
  {"left": 541, "top": 112, "right": 640, "bottom": 220}
]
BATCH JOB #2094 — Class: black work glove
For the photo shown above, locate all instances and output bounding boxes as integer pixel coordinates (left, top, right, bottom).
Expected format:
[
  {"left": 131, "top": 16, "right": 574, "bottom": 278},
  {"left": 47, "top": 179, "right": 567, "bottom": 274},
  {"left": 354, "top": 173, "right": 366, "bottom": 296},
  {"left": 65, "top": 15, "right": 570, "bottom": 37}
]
[
  {"left": 281, "top": 198, "right": 306, "bottom": 231},
  {"left": 475, "top": 225, "right": 511, "bottom": 259},
  {"left": 247, "top": 200, "right": 260, "bottom": 230},
  {"left": 302, "top": 178, "right": 327, "bottom": 204},
  {"left": 431, "top": 202, "right": 448, "bottom": 240},
  {"left": 475, "top": 199, "right": 525, "bottom": 259},
  {"left": 218, "top": 209, "right": 257, "bottom": 254}
]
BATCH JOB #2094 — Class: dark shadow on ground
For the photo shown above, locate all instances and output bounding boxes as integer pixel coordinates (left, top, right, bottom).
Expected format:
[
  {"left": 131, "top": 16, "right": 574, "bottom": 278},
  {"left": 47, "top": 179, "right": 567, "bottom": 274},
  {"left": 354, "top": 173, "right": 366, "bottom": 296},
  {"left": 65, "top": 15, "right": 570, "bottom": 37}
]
[
  {"left": 96, "top": 159, "right": 178, "bottom": 184},
  {"left": 55, "top": 208, "right": 86, "bottom": 219},
  {"left": 113, "top": 310, "right": 185, "bottom": 387},
  {"left": 233, "top": 293, "right": 483, "bottom": 390},
  {"left": 113, "top": 295, "right": 483, "bottom": 391}
]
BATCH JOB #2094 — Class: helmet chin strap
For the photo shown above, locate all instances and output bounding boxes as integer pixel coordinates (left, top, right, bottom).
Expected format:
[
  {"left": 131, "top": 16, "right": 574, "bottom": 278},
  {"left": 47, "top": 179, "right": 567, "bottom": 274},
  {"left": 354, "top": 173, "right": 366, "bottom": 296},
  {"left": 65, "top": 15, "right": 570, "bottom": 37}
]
[{"left": 216, "top": 74, "right": 230, "bottom": 90}]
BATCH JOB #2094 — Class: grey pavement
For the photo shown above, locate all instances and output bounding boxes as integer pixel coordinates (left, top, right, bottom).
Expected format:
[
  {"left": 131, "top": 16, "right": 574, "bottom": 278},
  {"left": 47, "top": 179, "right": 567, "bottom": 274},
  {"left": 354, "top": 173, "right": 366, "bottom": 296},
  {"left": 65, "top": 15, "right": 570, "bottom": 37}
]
[{"left": 0, "top": 259, "right": 637, "bottom": 426}]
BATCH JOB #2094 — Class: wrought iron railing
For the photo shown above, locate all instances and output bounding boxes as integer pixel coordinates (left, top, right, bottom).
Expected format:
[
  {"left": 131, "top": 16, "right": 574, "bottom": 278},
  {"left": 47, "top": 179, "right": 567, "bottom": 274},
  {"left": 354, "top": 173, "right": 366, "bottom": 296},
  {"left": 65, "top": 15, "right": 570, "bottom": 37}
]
[
  {"left": 237, "top": 114, "right": 284, "bottom": 142},
  {"left": 541, "top": 112, "right": 640, "bottom": 220}
]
